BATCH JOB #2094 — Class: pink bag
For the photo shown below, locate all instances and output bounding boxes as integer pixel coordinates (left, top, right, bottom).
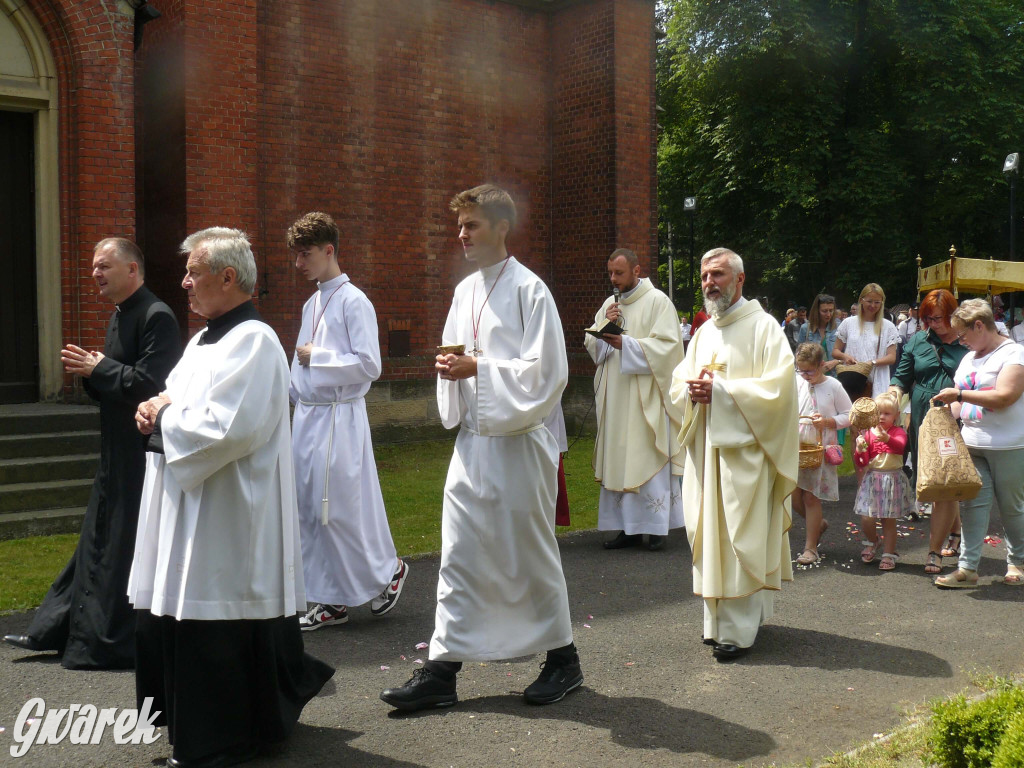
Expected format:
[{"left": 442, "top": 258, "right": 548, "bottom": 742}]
[{"left": 824, "top": 443, "right": 844, "bottom": 466}]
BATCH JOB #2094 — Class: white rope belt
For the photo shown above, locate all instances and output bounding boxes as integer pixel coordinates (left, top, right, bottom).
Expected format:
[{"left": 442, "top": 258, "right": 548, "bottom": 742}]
[
  {"left": 298, "top": 396, "right": 361, "bottom": 525},
  {"left": 461, "top": 422, "right": 546, "bottom": 437}
]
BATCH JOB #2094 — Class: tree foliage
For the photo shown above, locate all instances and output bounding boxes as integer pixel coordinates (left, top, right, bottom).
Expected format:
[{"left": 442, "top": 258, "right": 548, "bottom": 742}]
[{"left": 657, "top": 0, "right": 1024, "bottom": 312}]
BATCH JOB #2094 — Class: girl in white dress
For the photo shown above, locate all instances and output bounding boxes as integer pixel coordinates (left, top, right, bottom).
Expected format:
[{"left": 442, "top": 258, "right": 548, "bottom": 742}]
[
  {"left": 793, "top": 343, "right": 853, "bottom": 564},
  {"left": 833, "top": 283, "right": 900, "bottom": 482}
]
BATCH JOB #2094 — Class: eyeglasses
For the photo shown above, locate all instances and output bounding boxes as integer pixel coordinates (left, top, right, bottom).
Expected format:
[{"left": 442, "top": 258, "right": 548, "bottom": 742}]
[
  {"left": 924, "top": 315, "right": 945, "bottom": 324},
  {"left": 796, "top": 368, "right": 818, "bottom": 377}
]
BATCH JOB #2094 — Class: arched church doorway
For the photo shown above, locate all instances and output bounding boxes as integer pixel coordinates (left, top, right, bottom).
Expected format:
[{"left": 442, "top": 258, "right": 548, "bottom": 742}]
[{"left": 0, "top": 0, "right": 61, "bottom": 402}]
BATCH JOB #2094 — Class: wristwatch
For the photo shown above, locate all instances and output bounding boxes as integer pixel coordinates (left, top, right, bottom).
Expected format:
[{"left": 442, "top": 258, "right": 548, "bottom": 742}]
[{"left": 957, "top": 389, "right": 963, "bottom": 402}]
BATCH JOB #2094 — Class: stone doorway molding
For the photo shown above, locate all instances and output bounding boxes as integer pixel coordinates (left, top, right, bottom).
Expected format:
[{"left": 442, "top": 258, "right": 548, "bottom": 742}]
[{"left": 0, "top": 0, "right": 60, "bottom": 400}]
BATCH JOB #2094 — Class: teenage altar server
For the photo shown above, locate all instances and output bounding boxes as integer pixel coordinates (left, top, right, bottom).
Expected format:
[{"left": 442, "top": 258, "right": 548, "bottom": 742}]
[
  {"left": 380, "top": 184, "right": 582, "bottom": 711},
  {"left": 287, "top": 212, "right": 408, "bottom": 630},
  {"left": 132, "top": 228, "right": 333, "bottom": 768}
]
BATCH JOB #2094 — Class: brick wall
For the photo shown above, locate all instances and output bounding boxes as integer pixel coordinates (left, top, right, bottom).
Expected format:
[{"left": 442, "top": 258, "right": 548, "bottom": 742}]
[
  {"left": 26, "top": 0, "right": 138, "bottom": 396},
  {"left": 39, "top": 0, "right": 657, "bottom": 418}
]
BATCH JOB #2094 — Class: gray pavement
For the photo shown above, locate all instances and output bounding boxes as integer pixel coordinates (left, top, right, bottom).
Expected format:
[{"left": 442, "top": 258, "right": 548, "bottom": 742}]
[{"left": 2, "top": 475, "right": 1022, "bottom": 767}]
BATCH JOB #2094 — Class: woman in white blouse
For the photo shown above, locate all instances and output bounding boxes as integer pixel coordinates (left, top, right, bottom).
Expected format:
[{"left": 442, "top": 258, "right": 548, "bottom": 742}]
[{"left": 833, "top": 284, "right": 900, "bottom": 481}]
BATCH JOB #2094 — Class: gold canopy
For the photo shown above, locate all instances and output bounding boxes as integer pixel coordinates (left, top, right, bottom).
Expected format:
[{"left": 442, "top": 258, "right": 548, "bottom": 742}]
[{"left": 917, "top": 246, "right": 1024, "bottom": 297}]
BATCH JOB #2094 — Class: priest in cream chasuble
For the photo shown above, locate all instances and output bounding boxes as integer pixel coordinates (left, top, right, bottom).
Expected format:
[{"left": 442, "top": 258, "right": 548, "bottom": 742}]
[
  {"left": 670, "top": 248, "right": 798, "bottom": 657},
  {"left": 585, "top": 249, "right": 684, "bottom": 548}
]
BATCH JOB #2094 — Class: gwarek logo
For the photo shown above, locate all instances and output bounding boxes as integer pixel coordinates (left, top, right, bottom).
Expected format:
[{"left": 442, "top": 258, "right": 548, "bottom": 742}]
[{"left": 10, "top": 697, "right": 161, "bottom": 758}]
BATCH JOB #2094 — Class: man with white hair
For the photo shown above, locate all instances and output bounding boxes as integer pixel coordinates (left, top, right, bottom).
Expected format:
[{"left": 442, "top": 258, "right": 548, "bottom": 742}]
[
  {"left": 669, "top": 248, "right": 798, "bottom": 661},
  {"left": 132, "top": 228, "right": 333, "bottom": 767}
]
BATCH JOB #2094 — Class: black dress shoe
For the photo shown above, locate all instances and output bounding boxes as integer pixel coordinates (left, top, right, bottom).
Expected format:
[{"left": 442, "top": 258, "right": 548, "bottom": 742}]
[
  {"left": 380, "top": 667, "right": 458, "bottom": 711},
  {"left": 4, "top": 635, "right": 42, "bottom": 652},
  {"left": 166, "top": 743, "right": 258, "bottom": 768},
  {"left": 524, "top": 656, "right": 584, "bottom": 705},
  {"left": 712, "top": 643, "right": 749, "bottom": 661},
  {"left": 701, "top": 636, "right": 716, "bottom": 646},
  {"left": 603, "top": 532, "right": 642, "bottom": 550},
  {"left": 646, "top": 535, "right": 665, "bottom": 551}
]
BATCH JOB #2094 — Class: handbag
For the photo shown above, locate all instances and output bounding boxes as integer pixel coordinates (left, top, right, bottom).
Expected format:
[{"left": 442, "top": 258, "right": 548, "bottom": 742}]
[
  {"left": 824, "top": 443, "right": 844, "bottom": 466},
  {"left": 915, "top": 403, "right": 983, "bottom": 502}
]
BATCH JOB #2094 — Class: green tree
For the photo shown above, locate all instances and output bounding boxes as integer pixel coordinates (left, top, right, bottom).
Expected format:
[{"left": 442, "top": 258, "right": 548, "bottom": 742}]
[{"left": 658, "top": 0, "right": 1024, "bottom": 312}]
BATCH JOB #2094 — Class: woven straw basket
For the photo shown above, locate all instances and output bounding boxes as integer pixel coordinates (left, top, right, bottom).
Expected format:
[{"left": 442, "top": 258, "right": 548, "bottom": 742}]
[
  {"left": 849, "top": 397, "right": 879, "bottom": 430},
  {"left": 798, "top": 417, "right": 823, "bottom": 469}
]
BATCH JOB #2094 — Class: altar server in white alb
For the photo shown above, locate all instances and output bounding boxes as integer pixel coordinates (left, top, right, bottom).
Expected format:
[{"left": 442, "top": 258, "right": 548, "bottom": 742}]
[
  {"left": 586, "top": 248, "right": 685, "bottom": 552},
  {"left": 287, "top": 212, "right": 408, "bottom": 630},
  {"left": 381, "top": 184, "right": 582, "bottom": 711},
  {"left": 131, "top": 228, "right": 333, "bottom": 767},
  {"left": 669, "top": 248, "right": 798, "bottom": 662}
]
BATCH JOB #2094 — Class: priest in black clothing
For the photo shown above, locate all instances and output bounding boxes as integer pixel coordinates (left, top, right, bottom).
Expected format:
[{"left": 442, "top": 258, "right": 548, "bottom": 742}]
[
  {"left": 4, "top": 237, "right": 181, "bottom": 670},
  {"left": 132, "top": 227, "right": 333, "bottom": 768}
]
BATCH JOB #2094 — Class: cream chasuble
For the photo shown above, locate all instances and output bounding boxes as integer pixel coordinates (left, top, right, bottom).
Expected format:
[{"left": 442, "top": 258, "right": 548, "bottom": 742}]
[
  {"left": 129, "top": 320, "right": 304, "bottom": 621},
  {"left": 670, "top": 299, "right": 798, "bottom": 602},
  {"left": 431, "top": 256, "right": 573, "bottom": 661},
  {"left": 290, "top": 274, "right": 398, "bottom": 607},
  {"left": 586, "top": 278, "right": 685, "bottom": 491}
]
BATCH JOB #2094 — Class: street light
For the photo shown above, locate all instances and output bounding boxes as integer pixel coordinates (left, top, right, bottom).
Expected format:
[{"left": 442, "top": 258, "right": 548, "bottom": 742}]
[
  {"left": 683, "top": 196, "right": 697, "bottom": 311},
  {"left": 1004, "top": 153, "right": 1018, "bottom": 334}
]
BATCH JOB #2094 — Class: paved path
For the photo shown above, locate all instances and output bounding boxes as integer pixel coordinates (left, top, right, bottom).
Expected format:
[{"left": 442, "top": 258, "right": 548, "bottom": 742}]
[{"left": 2, "top": 477, "right": 1022, "bottom": 767}]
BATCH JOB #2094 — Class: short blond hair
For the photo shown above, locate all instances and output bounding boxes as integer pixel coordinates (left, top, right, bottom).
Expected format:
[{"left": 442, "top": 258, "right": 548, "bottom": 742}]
[
  {"left": 951, "top": 298, "right": 997, "bottom": 332},
  {"left": 874, "top": 391, "right": 900, "bottom": 415}
]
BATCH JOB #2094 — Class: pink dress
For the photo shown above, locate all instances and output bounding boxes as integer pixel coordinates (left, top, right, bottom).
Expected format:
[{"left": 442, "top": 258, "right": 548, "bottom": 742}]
[{"left": 852, "top": 427, "right": 915, "bottom": 519}]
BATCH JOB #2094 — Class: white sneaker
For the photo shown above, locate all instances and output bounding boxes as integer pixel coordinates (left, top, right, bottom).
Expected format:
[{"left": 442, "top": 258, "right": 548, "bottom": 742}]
[
  {"left": 299, "top": 603, "right": 348, "bottom": 631},
  {"left": 370, "top": 560, "right": 410, "bottom": 617}
]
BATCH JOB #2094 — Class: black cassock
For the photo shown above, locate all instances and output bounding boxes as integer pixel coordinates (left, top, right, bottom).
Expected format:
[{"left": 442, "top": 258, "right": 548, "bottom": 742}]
[{"left": 27, "top": 284, "right": 180, "bottom": 669}]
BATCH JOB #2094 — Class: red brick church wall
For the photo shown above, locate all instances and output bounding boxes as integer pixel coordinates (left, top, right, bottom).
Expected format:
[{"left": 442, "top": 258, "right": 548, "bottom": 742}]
[{"left": 35, "top": 0, "right": 656, "bottom": 397}]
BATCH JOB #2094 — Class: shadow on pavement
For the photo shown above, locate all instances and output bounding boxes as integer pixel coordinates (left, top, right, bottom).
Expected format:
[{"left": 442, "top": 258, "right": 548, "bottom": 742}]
[
  {"left": 257, "top": 723, "right": 430, "bottom": 768},
  {"left": 746, "top": 626, "right": 953, "bottom": 677},
  {"left": 390, "top": 689, "right": 775, "bottom": 762}
]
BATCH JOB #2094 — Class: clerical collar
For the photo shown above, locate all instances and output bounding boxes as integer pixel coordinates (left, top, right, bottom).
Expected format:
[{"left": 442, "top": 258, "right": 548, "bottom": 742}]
[
  {"left": 719, "top": 295, "right": 747, "bottom": 317},
  {"left": 621, "top": 278, "right": 644, "bottom": 300},
  {"left": 115, "top": 285, "right": 148, "bottom": 313},
  {"left": 317, "top": 273, "right": 347, "bottom": 293},
  {"left": 199, "top": 300, "right": 262, "bottom": 345}
]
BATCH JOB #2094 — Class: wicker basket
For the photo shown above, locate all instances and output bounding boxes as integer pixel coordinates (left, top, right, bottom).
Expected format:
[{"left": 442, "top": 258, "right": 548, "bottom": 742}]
[
  {"left": 798, "top": 417, "right": 823, "bottom": 469},
  {"left": 849, "top": 397, "right": 879, "bottom": 430}
]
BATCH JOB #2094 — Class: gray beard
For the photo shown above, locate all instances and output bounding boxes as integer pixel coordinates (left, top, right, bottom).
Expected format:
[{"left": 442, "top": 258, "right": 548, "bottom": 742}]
[{"left": 703, "top": 282, "right": 736, "bottom": 318}]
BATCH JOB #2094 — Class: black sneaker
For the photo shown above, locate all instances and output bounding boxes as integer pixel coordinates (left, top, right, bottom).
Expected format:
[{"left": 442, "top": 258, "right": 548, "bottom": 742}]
[
  {"left": 299, "top": 603, "right": 348, "bottom": 631},
  {"left": 380, "top": 667, "right": 458, "bottom": 711},
  {"left": 523, "top": 656, "right": 584, "bottom": 705},
  {"left": 370, "top": 560, "right": 410, "bottom": 617}
]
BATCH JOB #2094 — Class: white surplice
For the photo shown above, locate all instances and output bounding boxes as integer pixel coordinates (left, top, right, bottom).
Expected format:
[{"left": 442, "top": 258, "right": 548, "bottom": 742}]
[
  {"left": 431, "top": 256, "right": 573, "bottom": 662},
  {"left": 128, "top": 320, "right": 304, "bottom": 621},
  {"left": 289, "top": 274, "right": 398, "bottom": 607}
]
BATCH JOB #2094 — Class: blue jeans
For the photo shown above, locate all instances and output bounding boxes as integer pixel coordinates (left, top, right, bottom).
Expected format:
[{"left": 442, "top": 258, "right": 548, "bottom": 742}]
[{"left": 959, "top": 447, "right": 1024, "bottom": 572}]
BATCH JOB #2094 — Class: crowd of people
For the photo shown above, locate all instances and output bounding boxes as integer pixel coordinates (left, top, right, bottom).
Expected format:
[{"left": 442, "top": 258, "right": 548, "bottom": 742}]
[
  {"left": 3, "top": 183, "right": 1024, "bottom": 766},
  {"left": 781, "top": 286, "right": 1024, "bottom": 588}
]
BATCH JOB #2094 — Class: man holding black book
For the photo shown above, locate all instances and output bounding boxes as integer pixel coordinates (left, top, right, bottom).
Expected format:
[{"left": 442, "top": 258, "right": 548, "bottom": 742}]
[{"left": 585, "top": 248, "right": 685, "bottom": 551}]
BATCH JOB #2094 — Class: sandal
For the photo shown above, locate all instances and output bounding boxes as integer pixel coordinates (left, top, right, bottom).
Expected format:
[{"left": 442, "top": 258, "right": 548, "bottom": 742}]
[
  {"left": 879, "top": 553, "right": 899, "bottom": 571},
  {"left": 860, "top": 540, "right": 881, "bottom": 564},
  {"left": 940, "top": 533, "right": 961, "bottom": 559},
  {"left": 934, "top": 568, "right": 978, "bottom": 589},
  {"left": 796, "top": 548, "right": 820, "bottom": 565},
  {"left": 924, "top": 551, "right": 943, "bottom": 575},
  {"left": 1003, "top": 564, "right": 1024, "bottom": 586}
]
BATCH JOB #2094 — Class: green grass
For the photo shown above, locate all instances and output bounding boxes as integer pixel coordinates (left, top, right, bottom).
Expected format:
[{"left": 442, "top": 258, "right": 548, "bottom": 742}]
[
  {"left": 1, "top": 437, "right": 601, "bottom": 614},
  {"left": 0, "top": 534, "right": 78, "bottom": 613}
]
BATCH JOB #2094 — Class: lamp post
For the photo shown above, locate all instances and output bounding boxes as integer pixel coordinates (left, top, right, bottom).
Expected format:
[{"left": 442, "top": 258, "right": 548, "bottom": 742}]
[
  {"left": 1004, "top": 152, "right": 1019, "bottom": 334},
  {"left": 683, "top": 196, "right": 697, "bottom": 311}
]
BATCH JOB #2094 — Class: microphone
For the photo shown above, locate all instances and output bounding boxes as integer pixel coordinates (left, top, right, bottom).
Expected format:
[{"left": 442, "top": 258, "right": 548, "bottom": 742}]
[{"left": 612, "top": 287, "right": 622, "bottom": 328}]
